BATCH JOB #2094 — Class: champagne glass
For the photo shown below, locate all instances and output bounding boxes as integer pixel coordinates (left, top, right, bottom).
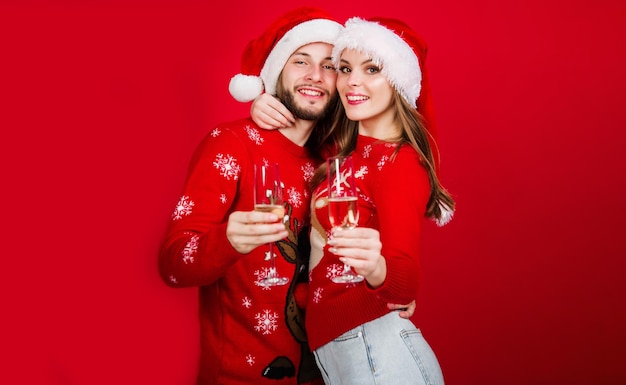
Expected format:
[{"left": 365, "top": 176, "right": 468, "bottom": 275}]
[
  {"left": 254, "top": 163, "right": 289, "bottom": 287},
  {"left": 327, "top": 156, "right": 364, "bottom": 283}
]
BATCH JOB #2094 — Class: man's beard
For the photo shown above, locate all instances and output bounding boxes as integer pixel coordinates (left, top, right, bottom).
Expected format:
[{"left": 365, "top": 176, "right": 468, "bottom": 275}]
[{"left": 276, "top": 84, "right": 337, "bottom": 121}]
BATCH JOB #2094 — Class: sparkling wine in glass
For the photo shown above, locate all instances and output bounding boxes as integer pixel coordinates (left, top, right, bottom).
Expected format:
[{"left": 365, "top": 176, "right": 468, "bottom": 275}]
[
  {"left": 254, "top": 163, "right": 289, "bottom": 287},
  {"left": 327, "top": 156, "right": 364, "bottom": 284}
]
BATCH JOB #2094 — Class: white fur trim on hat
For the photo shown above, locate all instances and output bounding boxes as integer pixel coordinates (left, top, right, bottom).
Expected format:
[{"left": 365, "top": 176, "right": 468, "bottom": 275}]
[
  {"left": 332, "top": 17, "right": 421, "bottom": 108},
  {"left": 260, "top": 19, "right": 342, "bottom": 96}
]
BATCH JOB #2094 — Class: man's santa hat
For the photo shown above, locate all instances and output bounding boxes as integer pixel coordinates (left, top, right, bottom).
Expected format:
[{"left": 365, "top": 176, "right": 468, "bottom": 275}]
[
  {"left": 333, "top": 17, "right": 453, "bottom": 225},
  {"left": 229, "top": 7, "right": 342, "bottom": 103}
]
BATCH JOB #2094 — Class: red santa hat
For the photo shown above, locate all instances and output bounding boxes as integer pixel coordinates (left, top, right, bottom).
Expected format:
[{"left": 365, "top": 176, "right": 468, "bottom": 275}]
[
  {"left": 229, "top": 7, "right": 342, "bottom": 102},
  {"left": 332, "top": 17, "right": 436, "bottom": 132},
  {"left": 333, "top": 17, "right": 452, "bottom": 225}
]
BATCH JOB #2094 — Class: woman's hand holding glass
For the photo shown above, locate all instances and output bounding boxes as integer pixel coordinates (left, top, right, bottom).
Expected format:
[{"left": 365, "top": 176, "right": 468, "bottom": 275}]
[
  {"left": 327, "top": 226, "right": 387, "bottom": 288},
  {"left": 327, "top": 156, "right": 365, "bottom": 283}
]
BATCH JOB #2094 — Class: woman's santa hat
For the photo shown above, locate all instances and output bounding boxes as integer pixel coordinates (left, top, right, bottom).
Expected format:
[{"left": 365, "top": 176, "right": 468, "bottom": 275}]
[
  {"left": 332, "top": 17, "right": 436, "bottom": 132},
  {"left": 229, "top": 7, "right": 342, "bottom": 102},
  {"left": 333, "top": 17, "right": 453, "bottom": 225}
]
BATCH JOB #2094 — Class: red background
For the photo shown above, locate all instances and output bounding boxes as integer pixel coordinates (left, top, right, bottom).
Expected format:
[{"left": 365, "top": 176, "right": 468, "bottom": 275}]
[{"left": 2, "top": 1, "right": 625, "bottom": 384}]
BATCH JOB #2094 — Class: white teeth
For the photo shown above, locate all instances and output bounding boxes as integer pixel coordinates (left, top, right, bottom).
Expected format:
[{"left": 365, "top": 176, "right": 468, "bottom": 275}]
[
  {"left": 346, "top": 95, "right": 368, "bottom": 102},
  {"left": 300, "top": 89, "right": 322, "bottom": 96}
]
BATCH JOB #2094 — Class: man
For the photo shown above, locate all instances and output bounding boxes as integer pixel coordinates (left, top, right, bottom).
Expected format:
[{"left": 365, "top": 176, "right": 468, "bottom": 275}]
[{"left": 159, "top": 7, "right": 342, "bottom": 385}]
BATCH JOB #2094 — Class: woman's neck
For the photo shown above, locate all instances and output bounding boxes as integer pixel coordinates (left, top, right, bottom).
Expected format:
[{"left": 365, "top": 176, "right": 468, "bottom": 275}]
[{"left": 357, "top": 113, "right": 401, "bottom": 141}]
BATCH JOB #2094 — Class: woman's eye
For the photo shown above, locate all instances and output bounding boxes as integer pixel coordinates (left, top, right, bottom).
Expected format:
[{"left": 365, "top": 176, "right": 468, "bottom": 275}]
[
  {"left": 366, "top": 66, "right": 380, "bottom": 74},
  {"left": 339, "top": 66, "right": 351, "bottom": 73}
]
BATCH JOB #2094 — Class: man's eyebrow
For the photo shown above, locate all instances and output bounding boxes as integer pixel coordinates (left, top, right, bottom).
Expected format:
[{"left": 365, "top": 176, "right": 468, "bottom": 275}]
[
  {"left": 290, "top": 51, "right": 333, "bottom": 62},
  {"left": 290, "top": 51, "right": 311, "bottom": 58}
]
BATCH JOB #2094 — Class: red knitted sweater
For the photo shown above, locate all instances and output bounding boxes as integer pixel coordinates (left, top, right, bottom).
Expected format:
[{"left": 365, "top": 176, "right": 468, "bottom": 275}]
[
  {"left": 159, "top": 118, "right": 322, "bottom": 384},
  {"left": 306, "top": 134, "right": 431, "bottom": 351}
]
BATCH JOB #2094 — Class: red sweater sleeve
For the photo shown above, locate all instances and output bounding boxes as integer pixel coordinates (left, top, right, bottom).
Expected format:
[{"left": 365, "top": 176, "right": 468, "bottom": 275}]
[
  {"left": 368, "top": 147, "right": 431, "bottom": 304},
  {"left": 158, "top": 125, "right": 249, "bottom": 287}
]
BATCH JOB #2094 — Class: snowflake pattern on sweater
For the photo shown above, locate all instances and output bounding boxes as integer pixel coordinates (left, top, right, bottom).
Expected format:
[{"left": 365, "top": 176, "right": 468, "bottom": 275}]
[
  {"left": 159, "top": 118, "right": 321, "bottom": 385},
  {"left": 305, "top": 134, "right": 431, "bottom": 351}
]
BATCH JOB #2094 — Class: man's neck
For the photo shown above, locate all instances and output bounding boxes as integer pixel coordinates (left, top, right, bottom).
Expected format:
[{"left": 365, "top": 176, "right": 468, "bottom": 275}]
[{"left": 278, "top": 119, "right": 316, "bottom": 146}]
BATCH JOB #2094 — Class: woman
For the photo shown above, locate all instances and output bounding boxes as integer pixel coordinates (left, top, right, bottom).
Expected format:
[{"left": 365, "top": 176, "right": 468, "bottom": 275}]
[{"left": 252, "top": 16, "right": 455, "bottom": 385}]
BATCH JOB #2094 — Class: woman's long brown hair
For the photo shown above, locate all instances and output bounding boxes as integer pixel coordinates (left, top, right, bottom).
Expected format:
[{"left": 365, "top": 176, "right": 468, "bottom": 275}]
[{"left": 310, "top": 92, "right": 455, "bottom": 223}]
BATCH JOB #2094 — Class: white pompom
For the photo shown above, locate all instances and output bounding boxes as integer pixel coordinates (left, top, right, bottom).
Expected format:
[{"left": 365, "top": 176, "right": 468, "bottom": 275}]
[
  {"left": 228, "top": 74, "right": 264, "bottom": 102},
  {"left": 434, "top": 201, "right": 454, "bottom": 227}
]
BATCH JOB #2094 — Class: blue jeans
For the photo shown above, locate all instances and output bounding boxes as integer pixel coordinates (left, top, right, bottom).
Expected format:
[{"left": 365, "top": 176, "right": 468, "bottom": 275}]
[{"left": 313, "top": 311, "right": 444, "bottom": 385}]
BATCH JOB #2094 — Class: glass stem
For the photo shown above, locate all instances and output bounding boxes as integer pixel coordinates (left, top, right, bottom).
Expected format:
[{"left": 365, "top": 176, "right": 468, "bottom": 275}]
[{"left": 267, "top": 243, "right": 277, "bottom": 277}]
